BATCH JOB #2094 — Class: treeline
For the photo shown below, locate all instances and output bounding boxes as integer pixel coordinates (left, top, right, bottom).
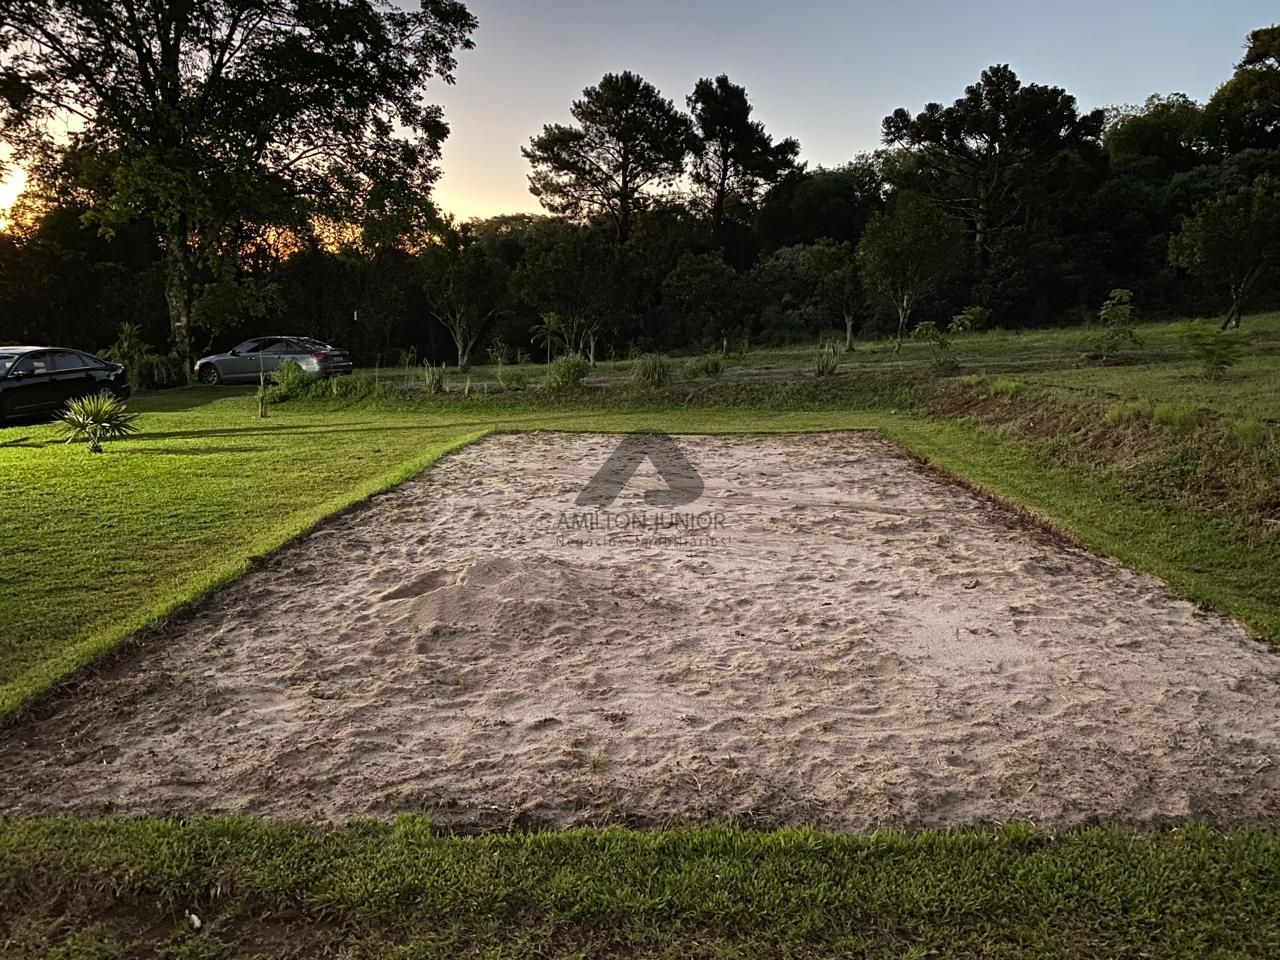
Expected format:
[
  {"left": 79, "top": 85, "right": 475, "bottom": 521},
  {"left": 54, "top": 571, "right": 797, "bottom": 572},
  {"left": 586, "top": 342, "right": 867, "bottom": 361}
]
[{"left": 3, "top": 21, "right": 1280, "bottom": 369}]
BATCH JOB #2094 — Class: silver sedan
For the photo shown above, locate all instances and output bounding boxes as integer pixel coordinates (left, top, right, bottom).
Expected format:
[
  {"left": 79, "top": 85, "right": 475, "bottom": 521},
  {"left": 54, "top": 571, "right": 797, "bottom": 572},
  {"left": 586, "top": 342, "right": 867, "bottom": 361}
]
[{"left": 194, "top": 336, "right": 354, "bottom": 384}]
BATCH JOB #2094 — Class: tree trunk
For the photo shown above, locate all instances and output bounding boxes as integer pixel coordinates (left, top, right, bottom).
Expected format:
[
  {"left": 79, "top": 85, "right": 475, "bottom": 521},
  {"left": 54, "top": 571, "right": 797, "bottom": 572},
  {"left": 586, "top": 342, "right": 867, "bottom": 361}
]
[
  {"left": 1221, "top": 298, "right": 1240, "bottom": 331},
  {"left": 845, "top": 314, "right": 855, "bottom": 352},
  {"left": 974, "top": 189, "right": 988, "bottom": 276},
  {"left": 893, "top": 300, "right": 912, "bottom": 355},
  {"left": 164, "top": 222, "right": 194, "bottom": 380},
  {"left": 1223, "top": 265, "right": 1263, "bottom": 329},
  {"left": 588, "top": 334, "right": 596, "bottom": 366},
  {"left": 711, "top": 148, "right": 730, "bottom": 243}
]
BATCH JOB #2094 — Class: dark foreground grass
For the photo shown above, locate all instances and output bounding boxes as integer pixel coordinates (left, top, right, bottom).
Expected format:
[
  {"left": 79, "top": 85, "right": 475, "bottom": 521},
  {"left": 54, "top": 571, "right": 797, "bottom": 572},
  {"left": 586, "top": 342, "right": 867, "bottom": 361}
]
[{"left": 2, "top": 818, "right": 1278, "bottom": 959}]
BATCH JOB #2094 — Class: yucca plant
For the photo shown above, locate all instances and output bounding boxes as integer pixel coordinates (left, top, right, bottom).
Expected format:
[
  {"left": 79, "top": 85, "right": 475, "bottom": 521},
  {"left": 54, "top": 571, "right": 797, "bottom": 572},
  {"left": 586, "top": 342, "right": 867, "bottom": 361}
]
[
  {"left": 815, "top": 343, "right": 840, "bottom": 377},
  {"left": 57, "top": 391, "right": 139, "bottom": 453},
  {"left": 422, "top": 362, "right": 446, "bottom": 394},
  {"left": 682, "top": 354, "right": 725, "bottom": 379},
  {"left": 631, "top": 352, "right": 672, "bottom": 387}
]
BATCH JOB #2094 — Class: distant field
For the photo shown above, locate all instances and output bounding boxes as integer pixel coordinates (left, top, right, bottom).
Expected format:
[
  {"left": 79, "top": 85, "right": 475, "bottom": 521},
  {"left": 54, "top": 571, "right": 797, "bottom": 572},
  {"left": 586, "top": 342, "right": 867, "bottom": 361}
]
[{"left": 369, "top": 312, "right": 1278, "bottom": 380}]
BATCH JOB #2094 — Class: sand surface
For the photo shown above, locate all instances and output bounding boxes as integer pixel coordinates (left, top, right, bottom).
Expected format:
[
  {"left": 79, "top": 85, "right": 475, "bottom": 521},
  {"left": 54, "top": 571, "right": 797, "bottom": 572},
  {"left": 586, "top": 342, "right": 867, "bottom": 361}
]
[{"left": 1, "top": 432, "right": 1277, "bottom": 829}]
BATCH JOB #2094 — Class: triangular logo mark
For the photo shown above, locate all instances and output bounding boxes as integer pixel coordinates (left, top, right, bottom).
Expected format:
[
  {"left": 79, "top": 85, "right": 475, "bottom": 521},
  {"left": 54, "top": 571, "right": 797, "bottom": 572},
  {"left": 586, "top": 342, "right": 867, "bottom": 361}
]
[{"left": 576, "top": 434, "right": 704, "bottom": 508}]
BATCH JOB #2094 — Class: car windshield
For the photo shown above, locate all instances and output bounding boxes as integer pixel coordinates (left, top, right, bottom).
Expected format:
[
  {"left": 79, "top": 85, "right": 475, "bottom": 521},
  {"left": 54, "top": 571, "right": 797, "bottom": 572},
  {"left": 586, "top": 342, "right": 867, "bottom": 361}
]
[{"left": 0, "top": 355, "right": 14, "bottom": 376}]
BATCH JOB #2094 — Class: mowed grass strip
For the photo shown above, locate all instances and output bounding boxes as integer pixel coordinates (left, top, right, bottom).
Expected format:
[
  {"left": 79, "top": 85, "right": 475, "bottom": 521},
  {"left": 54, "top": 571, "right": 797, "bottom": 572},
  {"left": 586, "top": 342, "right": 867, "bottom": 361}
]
[{"left": 1, "top": 818, "right": 1277, "bottom": 958}]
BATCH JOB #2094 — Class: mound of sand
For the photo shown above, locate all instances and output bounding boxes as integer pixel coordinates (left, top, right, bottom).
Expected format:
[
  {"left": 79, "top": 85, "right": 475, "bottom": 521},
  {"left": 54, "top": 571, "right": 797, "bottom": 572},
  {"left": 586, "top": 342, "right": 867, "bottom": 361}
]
[{"left": 1, "top": 432, "right": 1277, "bottom": 829}]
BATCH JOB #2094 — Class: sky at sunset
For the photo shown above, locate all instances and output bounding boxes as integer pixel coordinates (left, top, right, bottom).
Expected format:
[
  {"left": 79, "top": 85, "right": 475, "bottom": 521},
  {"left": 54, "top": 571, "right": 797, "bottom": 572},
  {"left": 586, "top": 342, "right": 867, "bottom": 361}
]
[{"left": 1, "top": 0, "right": 1276, "bottom": 223}]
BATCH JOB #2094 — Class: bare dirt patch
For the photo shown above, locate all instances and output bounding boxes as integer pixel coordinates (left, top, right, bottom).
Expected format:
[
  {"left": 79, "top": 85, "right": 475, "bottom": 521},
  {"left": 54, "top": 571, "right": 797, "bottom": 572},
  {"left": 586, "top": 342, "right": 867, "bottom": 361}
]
[{"left": 1, "top": 432, "right": 1277, "bottom": 829}]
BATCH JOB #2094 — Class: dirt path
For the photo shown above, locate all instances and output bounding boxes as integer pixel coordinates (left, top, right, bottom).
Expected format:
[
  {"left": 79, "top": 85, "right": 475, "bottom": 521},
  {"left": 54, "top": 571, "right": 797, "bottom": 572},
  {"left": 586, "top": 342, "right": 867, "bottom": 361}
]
[{"left": 2, "top": 432, "right": 1277, "bottom": 829}]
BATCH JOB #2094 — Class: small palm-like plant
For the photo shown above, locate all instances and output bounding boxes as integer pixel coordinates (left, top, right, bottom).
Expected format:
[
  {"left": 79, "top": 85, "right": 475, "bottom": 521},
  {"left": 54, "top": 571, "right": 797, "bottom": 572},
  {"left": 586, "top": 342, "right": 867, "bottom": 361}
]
[
  {"left": 815, "top": 343, "right": 840, "bottom": 377},
  {"left": 57, "top": 391, "right": 139, "bottom": 453}
]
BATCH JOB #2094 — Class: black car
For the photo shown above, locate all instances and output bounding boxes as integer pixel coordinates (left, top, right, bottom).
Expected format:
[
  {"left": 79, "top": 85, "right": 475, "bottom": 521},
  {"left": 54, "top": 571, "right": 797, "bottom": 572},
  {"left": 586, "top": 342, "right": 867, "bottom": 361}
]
[{"left": 0, "top": 346, "right": 131, "bottom": 420}]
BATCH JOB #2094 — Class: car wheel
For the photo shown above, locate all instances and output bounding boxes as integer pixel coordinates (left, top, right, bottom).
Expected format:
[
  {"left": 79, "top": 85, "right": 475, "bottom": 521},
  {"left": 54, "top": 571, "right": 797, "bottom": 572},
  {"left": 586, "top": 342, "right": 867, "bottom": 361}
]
[{"left": 198, "top": 364, "right": 223, "bottom": 385}]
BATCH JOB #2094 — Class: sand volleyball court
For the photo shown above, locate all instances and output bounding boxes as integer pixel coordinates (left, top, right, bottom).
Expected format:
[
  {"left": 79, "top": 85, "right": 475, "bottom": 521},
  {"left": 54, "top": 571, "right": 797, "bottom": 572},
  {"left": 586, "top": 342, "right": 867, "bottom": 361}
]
[{"left": 1, "top": 432, "right": 1277, "bottom": 829}]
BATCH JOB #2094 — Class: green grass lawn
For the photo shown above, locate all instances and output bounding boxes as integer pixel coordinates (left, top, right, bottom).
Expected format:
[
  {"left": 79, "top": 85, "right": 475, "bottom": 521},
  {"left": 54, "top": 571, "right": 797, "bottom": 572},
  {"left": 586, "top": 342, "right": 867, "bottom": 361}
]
[{"left": 3, "top": 818, "right": 1278, "bottom": 959}]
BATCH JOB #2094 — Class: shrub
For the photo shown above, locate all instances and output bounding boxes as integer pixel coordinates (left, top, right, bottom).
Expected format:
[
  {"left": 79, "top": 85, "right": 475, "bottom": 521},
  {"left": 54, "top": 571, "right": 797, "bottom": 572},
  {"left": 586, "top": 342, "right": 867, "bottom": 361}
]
[
  {"left": 272, "top": 360, "right": 315, "bottom": 395},
  {"left": 101, "top": 322, "right": 147, "bottom": 382},
  {"left": 422, "top": 363, "right": 446, "bottom": 395},
  {"left": 101, "top": 322, "right": 182, "bottom": 391},
  {"left": 546, "top": 355, "right": 590, "bottom": 391},
  {"left": 396, "top": 346, "right": 418, "bottom": 369},
  {"left": 1183, "top": 330, "right": 1249, "bottom": 381},
  {"left": 682, "top": 354, "right": 725, "bottom": 379},
  {"left": 631, "top": 353, "right": 673, "bottom": 388},
  {"left": 331, "top": 374, "right": 385, "bottom": 400},
  {"left": 1091, "top": 289, "right": 1142, "bottom": 355},
  {"left": 139, "top": 354, "right": 184, "bottom": 389},
  {"left": 57, "top": 391, "right": 139, "bottom": 453},
  {"left": 949, "top": 305, "right": 992, "bottom": 334},
  {"left": 488, "top": 337, "right": 516, "bottom": 366},
  {"left": 912, "top": 321, "right": 958, "bottom": 372},
  {"left": 1105, "top": 400, "right": 1152, "bottom": 425},
  {"left": 1098, "top": 288, "right": 1134, "bottom": 327},
  {"left": 815, "top": 343, "right": 840, "bottom": 377},
  {"left": 496, "top": 368, "right": 527, "bottom": 391},
  {"left": 1152, "top": 402, "right": 1200, "bottom": 432}
]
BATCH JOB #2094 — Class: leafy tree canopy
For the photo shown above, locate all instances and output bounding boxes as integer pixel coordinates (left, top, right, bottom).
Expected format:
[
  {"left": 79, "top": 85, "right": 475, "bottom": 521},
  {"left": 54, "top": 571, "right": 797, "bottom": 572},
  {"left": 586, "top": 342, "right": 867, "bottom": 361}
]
[
  {"left": 523, "top": 71, "right": 692, "bottom": 242},
  {"left": 1169, "top": 174, "right": 1280, "bottom": 328},
  {"left": 857, "top": 193, "right": 965, "bottom": 348},
  {"left": 883, "top": 64, "right": 1105, "bottom": 273},
  {"left": 0, "top": 0, "right": 477, "bottom": 362},
  {"left": 686, "top": 74, "right": 800, "bottom": 241}
]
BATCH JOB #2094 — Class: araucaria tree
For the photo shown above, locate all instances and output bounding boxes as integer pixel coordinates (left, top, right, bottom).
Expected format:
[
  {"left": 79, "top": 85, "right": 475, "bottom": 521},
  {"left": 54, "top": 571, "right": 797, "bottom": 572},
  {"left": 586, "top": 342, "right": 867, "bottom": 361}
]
[
  {"left": 0, "top": 0, "right": 477, "bottom": 369},
  {"left": 857, "top": 194, "right": 964, "bottom": 350},
  {"left": 882, "top": 65, "right": 1104, "bottom": 274},
  {"left": 1169, "top": 175, "right": 1280, "bottom": 329},
  {"left": 686, "top": 75, "right": 800, "bottom": 241},
  {"left": 523, "top": 71, "right": 692, "bottom": 242}
]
